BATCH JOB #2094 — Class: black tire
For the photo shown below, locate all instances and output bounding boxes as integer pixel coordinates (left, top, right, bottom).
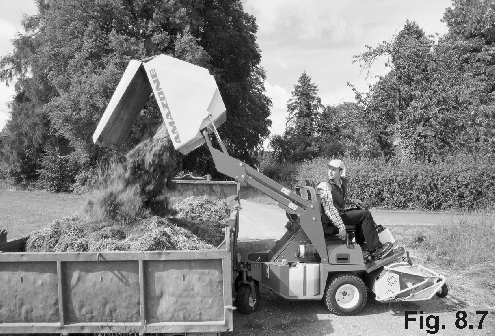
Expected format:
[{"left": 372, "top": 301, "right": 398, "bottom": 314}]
[
  {"left": 324, "top": 273, "right": 367, "bottom": 316},
  {"left": 234, "top": 273, "right": 243, "bottom": 293},
  {"left": 436, "top": 283, "right": 448, "bottom": 298},
  {"left": 235, "top": 282, "right": 260, "bottom": 314}
]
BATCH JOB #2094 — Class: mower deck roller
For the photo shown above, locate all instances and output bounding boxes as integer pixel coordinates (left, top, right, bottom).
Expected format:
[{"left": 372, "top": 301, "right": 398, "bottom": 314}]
[{"left": 371, "top": 262, "right": 447, "bottom": 302}]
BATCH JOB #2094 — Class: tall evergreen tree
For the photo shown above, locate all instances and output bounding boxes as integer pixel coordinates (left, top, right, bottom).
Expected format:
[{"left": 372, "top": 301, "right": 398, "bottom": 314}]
[
  {"left": 286, "top": 72, "right": 323, "bottom": 137},
  {"left": 270, "top": 72, "right": 323, "bottom": 163}
]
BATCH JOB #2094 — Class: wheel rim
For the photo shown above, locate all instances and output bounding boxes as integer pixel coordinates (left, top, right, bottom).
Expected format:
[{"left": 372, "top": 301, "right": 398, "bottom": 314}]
[
  {"left": 248, "top": 292, "right": 257, "bottom": 307},
  {"left": 335, "top": 284, "right": 360, "bottom": 309}
]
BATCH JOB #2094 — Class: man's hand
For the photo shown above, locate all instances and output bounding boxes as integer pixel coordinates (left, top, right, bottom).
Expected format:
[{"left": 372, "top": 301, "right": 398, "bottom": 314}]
[
  {"left": 352, "top": 199, "right": 367, "bottom": 209},
  {"left": 337, "top": 229, "right": 347, "bottom": 240}
]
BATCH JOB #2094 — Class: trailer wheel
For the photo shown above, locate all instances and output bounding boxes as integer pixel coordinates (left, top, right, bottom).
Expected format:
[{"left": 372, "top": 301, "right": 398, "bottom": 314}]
[
  {"left": 436, "top": 283, "right": 448, "bottom": 298},
  {"left": 235, "top": 281, "right": 260, "bottom": 314},
  {"left": 324, "top": 274, "right": 367, "bottom": 316}
]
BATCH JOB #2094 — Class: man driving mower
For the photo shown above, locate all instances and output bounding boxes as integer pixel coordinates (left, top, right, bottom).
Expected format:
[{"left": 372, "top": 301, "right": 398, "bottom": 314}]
[{"left": 318, "top": 159, "right": 393, "bottom": 260}]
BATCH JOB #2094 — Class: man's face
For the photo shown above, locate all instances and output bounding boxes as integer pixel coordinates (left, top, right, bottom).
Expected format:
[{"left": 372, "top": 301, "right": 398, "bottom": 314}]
[{"left": 328, "top": 165, "right": 341, "bottom": 180}]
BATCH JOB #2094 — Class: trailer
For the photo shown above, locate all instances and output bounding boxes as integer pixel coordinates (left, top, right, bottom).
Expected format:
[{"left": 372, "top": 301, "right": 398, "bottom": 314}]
[{"left": 0, "top": 180, "right": 239, "bottom": 335}]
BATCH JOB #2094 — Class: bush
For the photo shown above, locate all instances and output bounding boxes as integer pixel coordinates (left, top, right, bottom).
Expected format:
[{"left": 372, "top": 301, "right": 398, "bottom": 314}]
[
  {"left": 296, "top": 154, "right": 495, "bottom": 211},
  {"left": 72, "top": 164, "right": 104, "bottom": 194},
  {"left": 259, "top": 161, "right": 298, "bottom": 187},
  {"left": 38, "top": 147, "right": 79, "bottom": 192}
]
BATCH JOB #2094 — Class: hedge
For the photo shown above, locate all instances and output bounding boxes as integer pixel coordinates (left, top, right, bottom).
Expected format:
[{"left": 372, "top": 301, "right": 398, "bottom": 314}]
[{"left": 294, "top": 155, "right": 495, "bottom": 211}]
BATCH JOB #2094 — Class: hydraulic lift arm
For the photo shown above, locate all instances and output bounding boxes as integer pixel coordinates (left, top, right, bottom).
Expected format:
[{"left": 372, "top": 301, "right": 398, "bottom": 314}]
[
  {"left": 91, "top": 54, "right": 329, "bottom": 263},
  {"left": 201, "top": 129, "right": 330, "bottom": 263}
]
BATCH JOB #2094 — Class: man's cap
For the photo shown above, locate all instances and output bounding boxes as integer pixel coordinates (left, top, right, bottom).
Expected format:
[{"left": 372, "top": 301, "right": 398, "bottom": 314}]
[{"left": 328, "top": 159, "right": 345, "bottom": 170}]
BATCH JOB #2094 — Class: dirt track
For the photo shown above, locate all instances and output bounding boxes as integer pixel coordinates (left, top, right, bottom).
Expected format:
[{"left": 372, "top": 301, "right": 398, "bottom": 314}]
[{"left": 233, "top": 200, "right": 494, "bottom": 336}]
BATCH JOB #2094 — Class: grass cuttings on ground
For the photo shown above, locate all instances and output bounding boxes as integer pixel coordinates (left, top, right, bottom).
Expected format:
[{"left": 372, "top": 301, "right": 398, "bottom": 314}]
[{"left": 391, "top": 210, "right": 495, "bottom": 309}]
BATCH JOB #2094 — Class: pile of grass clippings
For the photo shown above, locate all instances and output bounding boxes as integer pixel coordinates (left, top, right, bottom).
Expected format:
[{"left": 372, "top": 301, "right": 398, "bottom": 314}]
[
  {"left": 174, "top": 195, "right": 235, "bottom": 223},
  {"left": 25, "top": 195, "right": 238, "bottom": 252},
  {"left": 171, "top": 196, "right": 238, "bottom": 246},
  {"left": 128, "top": 217, "right": 214, "bottom": 251},
  {"left": 25, "top": 215, "right": 84, "bottom": 252},
  {"left": 25, "top": 214, "right": 216, "bottom": 252}
]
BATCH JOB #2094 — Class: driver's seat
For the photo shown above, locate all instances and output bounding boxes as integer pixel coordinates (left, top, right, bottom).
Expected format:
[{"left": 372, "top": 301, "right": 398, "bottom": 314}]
[{"left": 320, "top": 203, "right": 357, "bottom": 248}]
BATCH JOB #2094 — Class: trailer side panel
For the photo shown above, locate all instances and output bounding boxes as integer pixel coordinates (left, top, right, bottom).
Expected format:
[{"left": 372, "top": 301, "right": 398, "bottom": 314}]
[{"left": 0, "top": 262, "right": 59, "bottom": 323}]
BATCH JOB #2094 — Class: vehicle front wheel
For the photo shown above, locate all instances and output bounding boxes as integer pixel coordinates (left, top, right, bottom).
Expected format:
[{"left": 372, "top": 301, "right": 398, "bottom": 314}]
[
  {"left": 235, "top": 281, "right": 260, "bottom": 314},
  {"left": 324, "top": 273, "right": 367, "bottom": 316}
]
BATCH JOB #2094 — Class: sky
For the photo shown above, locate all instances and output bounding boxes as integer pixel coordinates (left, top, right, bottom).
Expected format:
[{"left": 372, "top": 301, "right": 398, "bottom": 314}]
[{"left": 0, "top": 0, "right": 452, "bottom": 137}]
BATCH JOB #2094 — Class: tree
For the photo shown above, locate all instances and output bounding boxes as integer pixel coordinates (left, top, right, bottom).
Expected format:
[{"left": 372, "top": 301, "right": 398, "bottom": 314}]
[
  {"left": 317, "top": 102, "right": 381, "bottom": 159},
  {"left": 270, "top": 72, "right": 323, "bottom": 163},
  {"left": 441, "top": 0, "right": 495, "bottom": 154},
  {"left": 353, "top": 16, "right": 495, "bottom": 162},
  {"left": 286, "top": 72, "right": 323, "bottom": 137},
  {"left": 182, "top": 0, "right": 272, "bottom": 175},
  {"left": 353, "top": 21, "right": 438, "bottom": 161},
  {"left": 0, "top": 5, "right": 62, "bottom": 184},
  {"left": 0, "top": 0, "right": 272, "bottom": 187}
]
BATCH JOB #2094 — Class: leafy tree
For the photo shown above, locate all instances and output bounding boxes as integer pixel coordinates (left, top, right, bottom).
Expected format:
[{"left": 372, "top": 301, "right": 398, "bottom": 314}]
[
  {"left": 353, "top": 16, "right": 495, "bottom": 162},
  {"left": 353, "top": 21, "right": 438, "bottom": 161},
  {"left": 0, "top": 4, "right": 61, "bottom": 185},
  {"left": 441, "top": 0, "right": 495, "bottom": 154},
  {"left": 181, "top": 0, "right": 272, "bottom": 175},
  {"left": 0, "top": 0, "right": 271, "bottom": 187},
  {"left": 317, "top": 102, "right": 381, "bottom": 159}
]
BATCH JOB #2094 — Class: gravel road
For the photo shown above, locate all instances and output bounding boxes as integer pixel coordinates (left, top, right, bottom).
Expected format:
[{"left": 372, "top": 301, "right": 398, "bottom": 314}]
[{"left": 233, "top": 200, "right": 494, "bottom": 336}]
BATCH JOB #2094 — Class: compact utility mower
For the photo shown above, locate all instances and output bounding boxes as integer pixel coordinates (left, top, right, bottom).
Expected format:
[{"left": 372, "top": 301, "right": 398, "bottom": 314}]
[{"left": 93, "top": 54, "right": 449, "bottom": 316}]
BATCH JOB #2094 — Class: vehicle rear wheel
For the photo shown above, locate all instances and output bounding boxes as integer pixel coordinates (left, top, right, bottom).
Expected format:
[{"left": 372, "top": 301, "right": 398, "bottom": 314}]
[
  {"left": 235, "top": 281, "right": 260, "bottom": 314},
  {"left": 324, "top": 273, "right": 367, "bottom": 316}
]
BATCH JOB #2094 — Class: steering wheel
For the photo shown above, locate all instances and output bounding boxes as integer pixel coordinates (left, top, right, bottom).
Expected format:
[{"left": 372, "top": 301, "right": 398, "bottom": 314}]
[{"left": 347, "top": 203, "right": 360, "bottom": 210}]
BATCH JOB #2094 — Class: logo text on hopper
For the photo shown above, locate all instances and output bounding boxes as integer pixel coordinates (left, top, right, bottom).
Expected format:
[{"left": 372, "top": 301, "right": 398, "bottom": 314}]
[{"left": 149, "top": 69, "right": 181, "bottom": 144}]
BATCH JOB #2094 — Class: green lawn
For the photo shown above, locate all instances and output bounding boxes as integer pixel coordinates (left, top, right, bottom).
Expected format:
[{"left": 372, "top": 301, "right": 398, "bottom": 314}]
[{"left": 0, "top": 190, "right": 85, "bottom": 239}]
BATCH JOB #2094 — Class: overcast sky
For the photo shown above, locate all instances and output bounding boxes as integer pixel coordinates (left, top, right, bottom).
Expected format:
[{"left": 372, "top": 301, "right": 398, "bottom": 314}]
[{"left": 0, "top": 0, "right": 452, "bottom": 136}]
